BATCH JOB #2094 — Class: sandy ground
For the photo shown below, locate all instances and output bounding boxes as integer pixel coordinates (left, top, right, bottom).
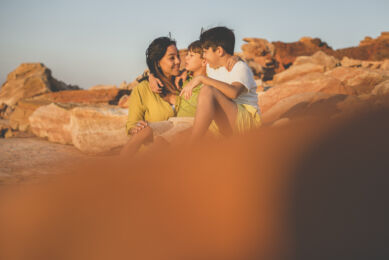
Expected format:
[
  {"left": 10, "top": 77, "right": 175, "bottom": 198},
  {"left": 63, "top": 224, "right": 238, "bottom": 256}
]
[{"left": 0, "top": 137, "right": 92, "bottom": 184}]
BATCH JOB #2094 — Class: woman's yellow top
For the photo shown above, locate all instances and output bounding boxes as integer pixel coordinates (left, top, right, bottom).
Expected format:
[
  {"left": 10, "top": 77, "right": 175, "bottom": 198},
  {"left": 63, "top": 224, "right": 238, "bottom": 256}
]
[{"left": 126, "top": 79, "right": 200, "bottom": 135}]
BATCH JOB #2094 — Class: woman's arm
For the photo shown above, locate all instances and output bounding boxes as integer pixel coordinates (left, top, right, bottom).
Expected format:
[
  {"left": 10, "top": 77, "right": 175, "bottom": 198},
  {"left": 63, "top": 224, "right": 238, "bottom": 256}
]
[{"left": 126, "top": 85, "right": 146, "bottom": 135}]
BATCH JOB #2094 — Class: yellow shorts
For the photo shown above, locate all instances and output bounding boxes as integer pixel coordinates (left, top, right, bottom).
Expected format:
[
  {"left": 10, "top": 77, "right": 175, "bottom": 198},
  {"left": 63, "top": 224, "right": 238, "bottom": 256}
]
[
  {"left": 234, "top": 104, "right": 261, "bottom": 134},
  {"left": 209, "top": 104, "right": 261, "bottom": 136}
]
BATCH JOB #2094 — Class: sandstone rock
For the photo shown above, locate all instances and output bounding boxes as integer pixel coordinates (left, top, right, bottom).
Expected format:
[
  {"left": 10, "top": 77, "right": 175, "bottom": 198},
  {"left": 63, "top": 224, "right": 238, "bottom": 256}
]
[
  {"left": 240, "top": 38, "right": 279, "bottom": 80},
  {"left": 293, "top": 51, "right": 339, "bottom": 71},
  {"left": 119, "top": 81, "right": 129, "bottom": 89},
  {"left": 333, "top": 94, "right": 389, "bottom": 120},
  {"left": 0, "top": 63, "right": 79, "bottom": 107},
  {"left": 241, "top": 38, "right": 275, "bottom": 59},
  {"left": 0, "top": 103, "right": 14, "bottom": 119},
  {"left": 325, "top": 67, "right": 389, "bottom": 95},
  {"left": 335, "top": 32, "right": 389, "bottom": 61},
  {"left": 4, "top": 129, "right": 13, "bottom": 138},
  {"left": 272, "top": 38, "right": 335, "bottom": 68},
  {"left": 29, "top": 103, "right": 74, "bottom": 144},
  {"left": 8, "top": 99, "right": 51, "bottom": 131},
  {"left": 89, "top": 85, "right": 117, "bottom": 90},
  {"left": 237, "top": 33, "right": 389, "bottom": 83},
  {"left": 261, "top": 92, "right": 348, "bottom": 124},
  {"left": 341, "top": 57, "right": 389, "bottom": 70},
  {"left": 118, "top": 95, "right": 130, "bottom": 108},
  {"left": 383, "top": 60, "right": 389, "bottom": 71},
  {"left": 273, "top": 63, "right": 325, "bottom": 84},
  {"left": 258, "top": 73, "right": 356, "bottom": 113},
  {"left": 359, "top": 36, "right": 374, "bottom": 46},
  {"left": 0, "top": 119, "right": 12, "bottom": 138},
  {"left": 371, "top": 80, "right": 389, "bottom": 96},
  {"left": 29, "top": 88, "right": 131, "bottom": 106},
  {"left": 69, "top": 106, "right": 129, "bottom": 154}
]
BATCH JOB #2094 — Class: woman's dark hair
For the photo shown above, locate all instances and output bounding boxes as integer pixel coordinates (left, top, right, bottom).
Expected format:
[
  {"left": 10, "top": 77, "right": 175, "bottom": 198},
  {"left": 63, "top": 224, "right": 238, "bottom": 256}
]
[{"left": 146, "top": 37, "right": 178, "bottom": 96}]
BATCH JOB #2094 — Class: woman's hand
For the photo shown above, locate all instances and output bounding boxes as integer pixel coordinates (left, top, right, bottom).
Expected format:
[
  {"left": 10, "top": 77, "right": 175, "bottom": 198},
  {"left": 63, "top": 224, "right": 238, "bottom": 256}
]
[
  {"left": 148, "top": 73, "right": 163, "bottom": 94},
  {"left": 226, "top": 55, "right": 243, "bottom": 71},
  {"left": 179, "top": 76, "right": 201, "bottom": 100},
  {"left": 129, "top": 120, "right": 149, "bottom": 135}
]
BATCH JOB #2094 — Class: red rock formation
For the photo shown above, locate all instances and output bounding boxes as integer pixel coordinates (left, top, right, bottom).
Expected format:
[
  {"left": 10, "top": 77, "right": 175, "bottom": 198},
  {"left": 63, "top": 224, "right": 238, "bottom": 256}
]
[
  {"left": 241, "top": 32, "right": 389, "bottom": 82},
  {"left": 30, "top": 88, "right": 130, "bottom": 105},
  {"left": 335, "top": 32, "right": 389, "bottom": 61},
  {"left": 258, "top": 72, "right": 357, "bottom": 114},
  {"left": 8, "top": 99, "right": 51, "bottom": 132},
  {"left": 0, "top": 63, "right": 79, "bottom": 107},
  {"left": 272, "top": 37, "right": 336, "bottom": 69}
]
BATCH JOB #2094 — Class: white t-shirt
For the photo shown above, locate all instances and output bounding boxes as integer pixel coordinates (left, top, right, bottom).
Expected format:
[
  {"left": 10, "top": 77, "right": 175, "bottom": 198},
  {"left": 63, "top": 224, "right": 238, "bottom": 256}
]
[{"left": 206, "top": 61, "right": 259, "bottom": 110}]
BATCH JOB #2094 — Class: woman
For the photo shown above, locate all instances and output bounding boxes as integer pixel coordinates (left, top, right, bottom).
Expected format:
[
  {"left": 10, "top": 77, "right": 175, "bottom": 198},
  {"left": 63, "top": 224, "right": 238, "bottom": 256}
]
[{"left": 121, "top": 37, "right": 200, "bottom": 155}]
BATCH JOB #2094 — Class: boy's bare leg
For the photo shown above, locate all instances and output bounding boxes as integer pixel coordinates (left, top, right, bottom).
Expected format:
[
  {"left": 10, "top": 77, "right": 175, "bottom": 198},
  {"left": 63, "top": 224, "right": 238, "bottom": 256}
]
[{"left": 191, "top": 85, "right": 238, "bottom": 141}]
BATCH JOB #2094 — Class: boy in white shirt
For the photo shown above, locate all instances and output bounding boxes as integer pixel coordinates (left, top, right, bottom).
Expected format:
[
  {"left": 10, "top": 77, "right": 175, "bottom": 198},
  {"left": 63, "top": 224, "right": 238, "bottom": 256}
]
[{"left": 180, "top": 26, "right": 261, "bottom": 140}]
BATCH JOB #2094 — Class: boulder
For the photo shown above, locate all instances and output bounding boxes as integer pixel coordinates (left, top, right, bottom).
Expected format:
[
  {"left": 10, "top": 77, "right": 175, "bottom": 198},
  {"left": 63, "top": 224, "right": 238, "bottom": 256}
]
[
  {"left": 0, "top": 103, "right": 14, "bottom": 119},
  {"left": 383, "top": 60, "right": 389, "bottom": 71},
  {"left": 0, "top": 119, "right": 12, "bottom": 138},
  {"left": 341, "top": 57, "right": 389, "bottom": 70},
  {"left": 29, "top": 103, "right": 75, "bottom": 144},
  {"left": 69, "top": 106, "right": 129, "bottom": 154},
  {"left": 8, "top": 99, "right": 51, "bottom": 131},
  {"left": 273, "top": 63, "right": 325, "bottom": 84},
  {"left": 119, "top": 81, "right": 130, "bottom": 89},
  {"left": 0, "top": 63, "right": 79, "bottom": 107},
  {"left": 293, "top": 51, "right": 339, "bottom": 71},
  {"left": 371, "top": 80, "right": 389, "bottom": 96},
  {"left": 272, "top": 37, "right": 336, "bottom": 68},
  {"left": 261, "top": 92, "right": 345, "bottom": 123},
  {"left": 30, "top": 88, "right": 128, "bottom": 105},
  {"left": 241, "top": 38, "right": 275, "bottom": 59},
  {"left": 325, "top": 67, "right": 389, "bottom": 95},
  {"left": 258, "top": 73, "right": 356, "bottom": 113},
  {"left": 118, "top": 95, "right": 130, "bottom": 108},
  {"left": 88, "top": 85, "right": 117, "bottom": 90},
  {"left": 335, "top": 32, "right": 389, "bottom": 61},
  {"left": 240, "top": 38, "right": 279, "bottom": 80}
]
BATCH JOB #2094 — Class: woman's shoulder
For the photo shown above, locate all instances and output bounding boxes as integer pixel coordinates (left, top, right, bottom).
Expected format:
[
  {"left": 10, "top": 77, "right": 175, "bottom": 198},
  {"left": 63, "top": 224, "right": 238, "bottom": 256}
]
[{"left": 132, "top": 79, "right": 151, "bottom": 93}]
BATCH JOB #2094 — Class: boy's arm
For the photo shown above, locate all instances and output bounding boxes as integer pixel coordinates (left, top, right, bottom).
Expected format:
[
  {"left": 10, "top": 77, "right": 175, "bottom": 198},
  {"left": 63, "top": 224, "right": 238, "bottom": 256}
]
[{"left": 180, "top": 75, "right": 246, "bottom": 100}]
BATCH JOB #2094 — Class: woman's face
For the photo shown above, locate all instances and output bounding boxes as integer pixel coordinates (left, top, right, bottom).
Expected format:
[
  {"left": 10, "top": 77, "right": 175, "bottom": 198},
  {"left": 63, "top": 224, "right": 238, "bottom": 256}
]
[{"left": 158, "top": 45, "right": 181, "bottom": 78}]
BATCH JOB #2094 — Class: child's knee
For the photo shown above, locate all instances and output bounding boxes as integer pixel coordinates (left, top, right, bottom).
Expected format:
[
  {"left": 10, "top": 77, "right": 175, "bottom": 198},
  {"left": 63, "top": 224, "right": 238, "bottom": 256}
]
[{"left": 199, "top": 85, "right": 213, "bottom": 95}]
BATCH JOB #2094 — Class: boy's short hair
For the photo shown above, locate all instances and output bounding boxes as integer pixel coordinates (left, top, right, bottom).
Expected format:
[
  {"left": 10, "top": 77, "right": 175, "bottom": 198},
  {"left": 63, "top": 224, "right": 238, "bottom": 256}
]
[
  {"left": 187, "top": 40, "right": 203, "bottom": 57},
  {"left": 200, "top": 26, "right": 235, "bottom": 55}
]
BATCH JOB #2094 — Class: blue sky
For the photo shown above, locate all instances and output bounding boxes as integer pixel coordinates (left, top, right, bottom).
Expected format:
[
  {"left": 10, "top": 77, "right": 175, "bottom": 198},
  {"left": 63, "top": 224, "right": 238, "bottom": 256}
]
[{"left": 0, "top": 0, "right": 388, "bottom": 89}]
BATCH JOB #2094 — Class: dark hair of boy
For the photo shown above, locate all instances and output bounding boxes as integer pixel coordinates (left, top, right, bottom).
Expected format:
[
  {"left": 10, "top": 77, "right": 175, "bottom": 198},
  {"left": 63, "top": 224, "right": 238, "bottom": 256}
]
[
  {"left": 199, "top": 26, "right": 235, "bottom": 55},
  {"left": 187, "top": 40, "right": 204, "bottom": 58}
]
